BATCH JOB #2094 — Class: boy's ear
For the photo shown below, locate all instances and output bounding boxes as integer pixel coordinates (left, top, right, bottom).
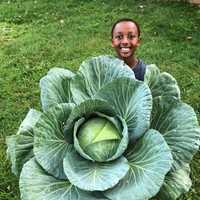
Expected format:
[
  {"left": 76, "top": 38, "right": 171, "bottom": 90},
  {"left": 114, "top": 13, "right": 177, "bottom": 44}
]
[
  {"left": 136, "top": 37, "right": 141, "bottom": 47},
  {"left": 111, "top": 39, "right": 115, "bottom": 47}
]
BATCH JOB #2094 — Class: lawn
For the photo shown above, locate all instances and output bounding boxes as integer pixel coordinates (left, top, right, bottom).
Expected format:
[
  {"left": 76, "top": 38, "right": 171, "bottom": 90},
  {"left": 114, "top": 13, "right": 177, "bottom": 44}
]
[{"left": 0, "top": 0, "right": 200, "bottom": 199}]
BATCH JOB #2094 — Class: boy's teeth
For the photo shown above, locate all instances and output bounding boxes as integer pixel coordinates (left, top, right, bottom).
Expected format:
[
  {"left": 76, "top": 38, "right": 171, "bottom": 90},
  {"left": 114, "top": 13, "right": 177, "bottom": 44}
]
[{"left": 121, "top": 47, "right": 130, "bottom": 52}]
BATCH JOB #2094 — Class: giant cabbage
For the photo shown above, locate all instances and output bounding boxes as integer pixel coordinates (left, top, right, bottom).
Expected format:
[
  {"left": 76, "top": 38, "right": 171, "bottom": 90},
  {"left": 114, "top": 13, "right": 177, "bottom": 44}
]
[{"left": 6, "top": 55, "right": 200, "bottom": 200}]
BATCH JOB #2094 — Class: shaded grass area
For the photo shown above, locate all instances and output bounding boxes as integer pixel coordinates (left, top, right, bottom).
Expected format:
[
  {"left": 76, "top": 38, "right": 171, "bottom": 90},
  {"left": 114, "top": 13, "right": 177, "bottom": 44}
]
[{"left": 0, "top": 0, "right": 200, "bottom": 199}]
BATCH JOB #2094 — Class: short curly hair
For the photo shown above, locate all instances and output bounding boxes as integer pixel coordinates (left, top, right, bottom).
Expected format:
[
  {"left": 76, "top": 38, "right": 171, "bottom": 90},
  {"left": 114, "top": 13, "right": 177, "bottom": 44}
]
[{"left": 111, "top": 18, "right": 141, "bottom": 38}]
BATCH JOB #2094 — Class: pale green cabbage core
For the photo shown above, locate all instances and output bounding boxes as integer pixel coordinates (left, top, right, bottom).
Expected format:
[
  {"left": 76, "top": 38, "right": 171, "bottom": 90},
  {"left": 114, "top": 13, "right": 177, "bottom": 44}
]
[{"left": 77, "top": 117, "right": 121, "bottom": 162}]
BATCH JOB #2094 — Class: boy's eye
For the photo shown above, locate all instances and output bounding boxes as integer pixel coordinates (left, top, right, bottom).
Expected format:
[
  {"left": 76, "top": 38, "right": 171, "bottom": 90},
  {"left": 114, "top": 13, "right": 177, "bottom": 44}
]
[
  {"left": 128, "top": 35, "right": 136, "bottom": 39},
  {"left": 115, "top": 35, "right": 123, "bottom": 40}
]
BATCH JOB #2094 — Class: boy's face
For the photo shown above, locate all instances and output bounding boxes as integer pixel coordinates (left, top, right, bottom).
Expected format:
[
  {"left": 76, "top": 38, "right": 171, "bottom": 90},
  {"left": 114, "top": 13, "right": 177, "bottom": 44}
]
[{"left": 112, "top": 21, "right": 140, "bottom": 60}]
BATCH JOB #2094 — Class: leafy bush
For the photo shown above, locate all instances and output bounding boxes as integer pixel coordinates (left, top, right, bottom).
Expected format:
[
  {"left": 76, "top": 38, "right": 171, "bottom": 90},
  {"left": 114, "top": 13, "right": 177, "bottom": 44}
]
[{"left": 6, "top": 55, "right": 200, "bottom": 200}]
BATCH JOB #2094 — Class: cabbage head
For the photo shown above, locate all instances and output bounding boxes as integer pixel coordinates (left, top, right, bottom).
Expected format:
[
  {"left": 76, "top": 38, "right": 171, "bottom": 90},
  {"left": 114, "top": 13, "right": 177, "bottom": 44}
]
[{"left": 6, "top": 55, "right": 200, "bottom": 200}]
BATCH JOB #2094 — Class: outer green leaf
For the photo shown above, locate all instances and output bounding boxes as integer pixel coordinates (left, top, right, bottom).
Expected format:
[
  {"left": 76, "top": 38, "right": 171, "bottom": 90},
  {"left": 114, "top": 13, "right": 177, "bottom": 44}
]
[
  {"left": 34, "top": 103, "right": 75, "bottom": 179},
  {"left": 63, "top": 148, "right": 129, "bottom": 191},
  {"left": 20, "top": 158, "right": 104, "bottom": 200},
  {"left": 104, "top": 129, "right": 173, "bottom": 200},
  {"left": 16, "top": 109, "right": 42, "bottom": 136},
  {"left": 6, "top": 135, "right": 34, "bottom": 176},
  {"left": 95, "top": 77, "right": 152, "bottom": 141},
  {"left": 144, "top": 64, "right": 180, "bottom": 99},
  {"left": 157, "top": 163, "right": 192, "bottom": 200},
  {"left": 71, "top": 55, "right": 135, "bottom": 104},
  {"left": 151, "top": 96, "right": 200, "bottom": 170},
  {"left": 6, "top": 109, "right": 41, "bottom": 176},
  {"left": 40, "top": 67, "right": 75, "bottom": 111}
]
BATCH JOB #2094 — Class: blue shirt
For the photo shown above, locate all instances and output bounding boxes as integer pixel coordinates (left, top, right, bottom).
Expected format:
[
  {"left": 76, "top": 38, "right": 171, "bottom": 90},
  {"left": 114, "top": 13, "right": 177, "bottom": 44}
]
[{"left": 132, "top": 59, "right": 147, "bottom": 81}]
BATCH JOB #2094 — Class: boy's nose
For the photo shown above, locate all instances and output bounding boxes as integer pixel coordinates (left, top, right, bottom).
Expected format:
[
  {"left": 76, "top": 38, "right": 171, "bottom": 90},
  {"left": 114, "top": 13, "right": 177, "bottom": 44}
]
[{"left": 121, "top": 37, "right": 129, "bottom": 45}]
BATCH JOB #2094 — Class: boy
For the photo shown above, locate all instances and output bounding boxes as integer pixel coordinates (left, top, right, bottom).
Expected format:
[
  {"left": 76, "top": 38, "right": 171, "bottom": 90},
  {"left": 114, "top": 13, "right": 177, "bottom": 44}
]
[{"left": 111, "top": 18, "right": 147, "bottom": 81}]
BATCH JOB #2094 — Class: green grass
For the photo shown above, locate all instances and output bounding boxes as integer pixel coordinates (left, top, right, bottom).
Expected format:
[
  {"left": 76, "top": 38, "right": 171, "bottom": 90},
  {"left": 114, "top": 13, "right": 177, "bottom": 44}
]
[{"left": 0, "top": 0, "right": 200, "bottom": 199}]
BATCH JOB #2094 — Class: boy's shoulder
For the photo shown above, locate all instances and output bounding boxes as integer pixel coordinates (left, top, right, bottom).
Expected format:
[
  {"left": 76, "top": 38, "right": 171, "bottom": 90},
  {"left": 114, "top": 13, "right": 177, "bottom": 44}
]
[{"left": 132, "top": 59, "right": 147, "bottom": 81}]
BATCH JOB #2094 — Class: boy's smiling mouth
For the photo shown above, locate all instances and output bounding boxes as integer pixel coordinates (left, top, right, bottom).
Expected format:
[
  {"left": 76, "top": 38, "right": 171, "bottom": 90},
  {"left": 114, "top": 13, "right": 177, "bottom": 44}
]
[{"left": 120, "top": 47, "right": 131, "bottom": 53}]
